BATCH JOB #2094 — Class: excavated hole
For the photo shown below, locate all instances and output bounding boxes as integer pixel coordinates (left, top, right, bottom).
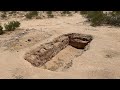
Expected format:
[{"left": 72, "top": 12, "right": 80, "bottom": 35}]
[{"left": 24, "top": 33, "right": 93, "bottom": 72}]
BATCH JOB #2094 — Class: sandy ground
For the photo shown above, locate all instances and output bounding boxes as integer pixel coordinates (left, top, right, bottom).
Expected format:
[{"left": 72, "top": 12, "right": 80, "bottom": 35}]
[{"left": 0, "top": 13, "right": 120, "bottom": 79}]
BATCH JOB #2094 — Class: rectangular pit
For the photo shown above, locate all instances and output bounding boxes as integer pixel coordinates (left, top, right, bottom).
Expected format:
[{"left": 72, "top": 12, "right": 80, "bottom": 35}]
[{"left": 24, "top": 33, "right": 93, "bottom": 68}]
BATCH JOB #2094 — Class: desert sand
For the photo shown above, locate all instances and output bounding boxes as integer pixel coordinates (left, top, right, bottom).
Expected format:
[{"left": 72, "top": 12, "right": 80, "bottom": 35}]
[{"left": 0, "top": 13, "right": 120, "bottom": 79}]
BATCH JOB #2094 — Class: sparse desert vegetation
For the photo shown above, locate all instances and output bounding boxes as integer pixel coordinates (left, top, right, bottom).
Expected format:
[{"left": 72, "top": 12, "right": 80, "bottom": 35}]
[
  {"left": 0, "top": 11, "right": 75, "bottom": 20},
  {"left": 61, "top": 11, "right": 72, "bottom": 16},
  {"left": 46, "top": 11, "right": 54, "bottom": 18},
  {"left": 1, "top": 12, "right": 7, "bottom": 19},
  {"left": 0, "top": 25, "right": 3, "bottom": 35},
  {"left": 80, "top": 11, "right": 120, "bottom": 26},
  {"left": 0, "top": 11, "right": 120, "bottom": 79},
  {"left": 25, "top": 11, "right": 38, "bottom": 19},
  {"left": 4, "top": 21, "right": 20, "bottom": 31},
  {"left": 0, "top": 20, "right": 20, "bottom": 35}
]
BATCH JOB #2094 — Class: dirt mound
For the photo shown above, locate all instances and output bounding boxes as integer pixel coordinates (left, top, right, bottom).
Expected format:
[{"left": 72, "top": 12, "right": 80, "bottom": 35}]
[{"left": 24, "top": 33, "right": 93, "bottom": 71}]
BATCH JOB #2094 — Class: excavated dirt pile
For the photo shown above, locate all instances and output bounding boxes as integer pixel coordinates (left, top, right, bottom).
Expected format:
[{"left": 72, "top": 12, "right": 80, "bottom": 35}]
[{"left": 24, "top": 33, "right": 93, "bottom": 71}]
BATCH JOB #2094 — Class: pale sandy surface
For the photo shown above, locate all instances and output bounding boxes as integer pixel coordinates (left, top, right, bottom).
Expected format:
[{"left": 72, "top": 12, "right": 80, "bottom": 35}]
[{"left": 0, "top": 13, "right": 120, "bottom": 79}]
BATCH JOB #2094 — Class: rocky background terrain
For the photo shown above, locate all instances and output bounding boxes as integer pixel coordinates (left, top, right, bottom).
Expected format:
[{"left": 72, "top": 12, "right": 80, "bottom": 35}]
[{"left": 0, "top": 11, "right": 120, "bottom": 79}]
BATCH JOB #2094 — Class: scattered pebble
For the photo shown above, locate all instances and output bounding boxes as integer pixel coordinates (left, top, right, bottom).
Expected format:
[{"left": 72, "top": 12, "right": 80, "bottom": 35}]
[
  {"left": 15, "top": 37, "right": 19, "bottom": 39},
  {"left": 26, "top": 29, "right": 30, "bottom": 31},
  {"left": 28, "top": 39, "right": 31, "bottom": 42},
  {"left": 22, "top": 32, "right": 25, "bottom": 34}
]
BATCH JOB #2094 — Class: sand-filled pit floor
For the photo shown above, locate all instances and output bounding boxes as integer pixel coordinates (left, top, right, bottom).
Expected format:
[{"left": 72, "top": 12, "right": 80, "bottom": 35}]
[{"left": 41, "top": 45, "right": 84, "bottom": 72}]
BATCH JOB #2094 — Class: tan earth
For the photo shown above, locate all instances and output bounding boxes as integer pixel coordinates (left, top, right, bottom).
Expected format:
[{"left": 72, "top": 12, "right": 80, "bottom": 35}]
[{"left": 0, "top": 13, "right": 120, "bottom": 79}]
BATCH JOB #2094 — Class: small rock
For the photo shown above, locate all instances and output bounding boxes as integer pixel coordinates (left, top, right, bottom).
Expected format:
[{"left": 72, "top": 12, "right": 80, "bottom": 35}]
[
  {"left": 28, "top": 39, "right": 31, "bottom": 42},
  {"left": 15, "top": 37, "right": 19, "bottom": 39},
  {"left": 26, "top": 29, "right": 29, "bottom": 31},
  {"left": 22, "top": 32, "right": 25, "bottom": 34}
]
